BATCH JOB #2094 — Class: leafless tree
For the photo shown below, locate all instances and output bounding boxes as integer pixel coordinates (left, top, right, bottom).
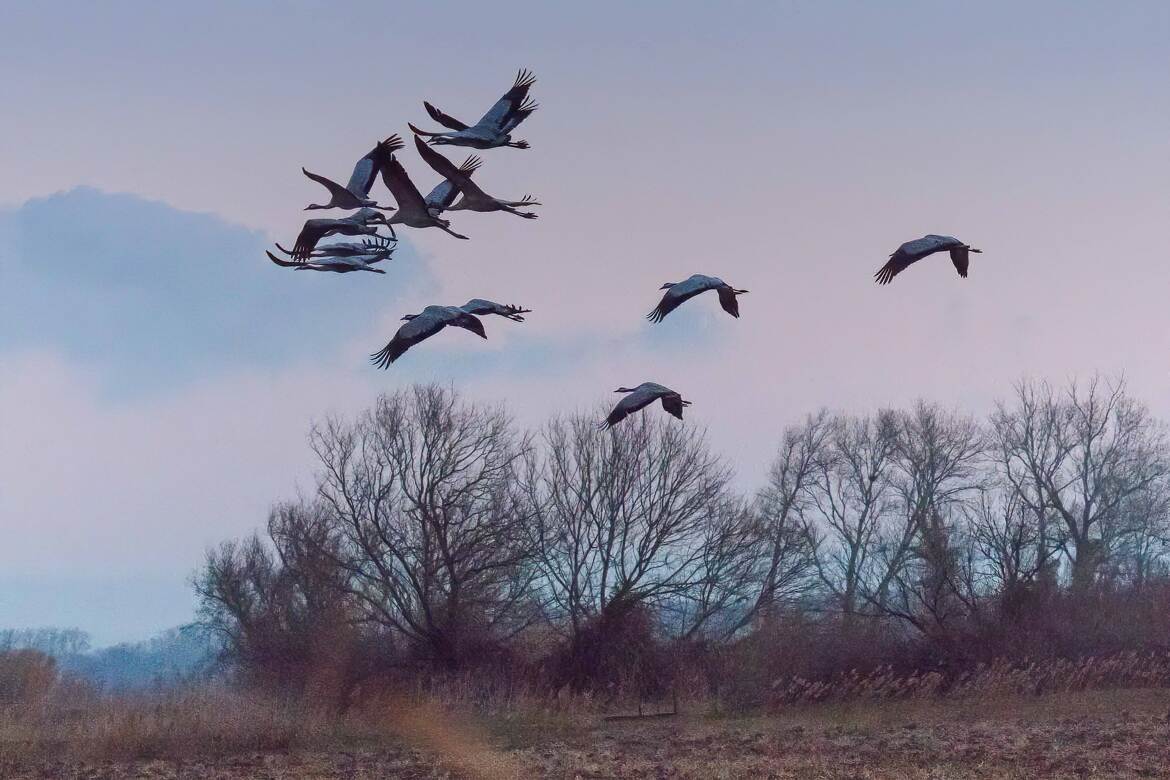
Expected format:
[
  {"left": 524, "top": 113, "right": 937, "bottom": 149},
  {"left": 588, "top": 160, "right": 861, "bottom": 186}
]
[
  {"left": 963, "top": 485, "right": 1046, "bottom": 594},
  {"left": 665, "top": 497, "right": 763, "bottom": 641},
  {"left": 739, "top": 411, "right": 830, "bottom": 630},
  {"left": 309, "top": 385, "right": 537, "bottom": 669},
  {"left": 992, "top": 377, "right": 1170, "bottom": 592},
  {"left": 800, "top": 412, "right": 900, "bottom": 622},
  {"left": 524, "top": 411, "right": 733, "bottom": 639},
  {"left": 879, "top": 402, "right": 985, "bottom": 638}
]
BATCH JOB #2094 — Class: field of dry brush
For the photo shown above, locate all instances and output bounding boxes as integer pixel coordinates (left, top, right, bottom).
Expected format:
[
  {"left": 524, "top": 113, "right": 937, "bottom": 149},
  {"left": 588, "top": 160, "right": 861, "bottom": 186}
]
[{"left": 5, "top": 688, "right": 1170, "bottom": 779}]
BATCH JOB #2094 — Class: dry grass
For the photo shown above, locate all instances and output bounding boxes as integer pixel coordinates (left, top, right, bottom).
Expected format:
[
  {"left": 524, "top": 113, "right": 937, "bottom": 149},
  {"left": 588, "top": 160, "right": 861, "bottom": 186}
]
[
  {"left": 5, "top": 653, "right": 1170, "bottom": 778},
  {"left": 770, "top": 650, "right": 1170, "bottom": 705},
  {"left": 6, "top": 689, "right": 1170, "bottom": 779}
]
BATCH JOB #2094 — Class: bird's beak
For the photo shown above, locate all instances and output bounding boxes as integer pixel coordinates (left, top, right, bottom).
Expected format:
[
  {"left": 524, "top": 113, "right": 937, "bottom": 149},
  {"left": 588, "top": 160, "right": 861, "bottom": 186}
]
[
  {"left": 737, "top": 289, "right": 750, "bottom": 294},
  {"left": 970, "top": 248, "right": 983, "bottom": 253}
]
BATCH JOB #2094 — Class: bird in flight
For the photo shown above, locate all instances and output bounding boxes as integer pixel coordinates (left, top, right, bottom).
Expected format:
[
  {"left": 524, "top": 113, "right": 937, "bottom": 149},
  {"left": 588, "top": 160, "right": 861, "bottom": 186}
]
[
  {"left": 274, "top": 235, "right": 395, "bottom": 260},
  {"left": 370, "top": 305, "right": 487, "bottom": 368},
  {"left": 266, "top": 253, "right": 388, "bottom": 274},
  {"left": 601, "top": 382, "right": 692, "bottom": 430},
  {"left": 874, "top": 235, "right": 982, "bottom": 285},
  {"left": 287, "top": 209, "right": 393, "bottom": 261},
  {"left": 301, "top": 137, "right": 397, "bottom": 211},
  {"left": 409, "top": 69, "right": 538, "bottom": 150},
  {"left": 378, "top": 138, "right": 469, "bottom": 239},
  {"left": 414, "top": 137, "right": 540, "bottom": 219},
  {"left": 647, "top": 275, "right": 749, "bottom": 323}
]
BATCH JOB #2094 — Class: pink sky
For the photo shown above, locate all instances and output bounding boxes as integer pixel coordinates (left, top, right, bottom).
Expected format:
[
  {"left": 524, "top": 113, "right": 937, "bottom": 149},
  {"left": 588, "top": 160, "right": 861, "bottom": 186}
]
[{"left": 2, "top": 1, "right": 1169, "bottom": 643}]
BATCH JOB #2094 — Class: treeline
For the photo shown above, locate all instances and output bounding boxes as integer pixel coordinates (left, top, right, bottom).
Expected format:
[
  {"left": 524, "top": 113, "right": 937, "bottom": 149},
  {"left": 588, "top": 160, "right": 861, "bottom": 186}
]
[
  {"left": 0, "top": 626, "right": 215, "bottom": 691},
  {"left": 196, "top": 380, "right": 1170, "bottom": 707}
]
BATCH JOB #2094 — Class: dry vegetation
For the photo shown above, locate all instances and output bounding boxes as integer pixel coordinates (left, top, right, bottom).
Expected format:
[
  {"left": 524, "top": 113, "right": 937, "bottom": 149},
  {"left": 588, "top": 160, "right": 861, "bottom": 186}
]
[
  {"left": 9, "top": 379, "right": 1170, "bottom": 776},
  {"left": 4, "top": 653, "right": 1170, "bottom": 778}
]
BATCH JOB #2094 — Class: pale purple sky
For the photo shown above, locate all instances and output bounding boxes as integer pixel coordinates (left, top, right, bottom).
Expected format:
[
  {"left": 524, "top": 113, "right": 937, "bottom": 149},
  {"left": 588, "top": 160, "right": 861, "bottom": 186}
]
[{"left": 2, "top": 2, "right": 1169, "bottom": 644}]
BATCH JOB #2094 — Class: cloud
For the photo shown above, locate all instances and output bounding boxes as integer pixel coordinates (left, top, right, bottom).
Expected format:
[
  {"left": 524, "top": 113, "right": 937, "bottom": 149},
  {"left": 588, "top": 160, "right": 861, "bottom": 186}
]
[{"left": 0, "top": 187, "right": 435, "bottom": 398}]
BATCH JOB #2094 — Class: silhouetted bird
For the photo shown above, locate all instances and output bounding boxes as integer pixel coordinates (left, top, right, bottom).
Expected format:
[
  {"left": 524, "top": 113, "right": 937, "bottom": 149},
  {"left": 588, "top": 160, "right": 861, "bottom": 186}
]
[
  {"left": 602, "top": 382, "right": 692, "bottom": 429},
  {"left": 370, "top": 306, "right": 486, "bottom": 368},
  {"left": 647, "top": 275, "right": 749, "bottom": 323},
  {"left": 409, "top": 69, "right": 538, "bottom": 150},
  {"left": 289, "top": 209, "right": 393, "bottom": 260},
  {"left": 874, "top": 235, "right": 982, "bottom": 285},
  {"left": 267, "top": 250, "right": 388, "bottom": 274},
  {"left": 378, "top": 141, "right": 469, "bottom": 239},
  {"left": 275, "top": 235, "right": 395, "bottom": 259},
  {"left": 414, "top": 137, "right": 539, "bottom": 219},
  {"left": 301, "top": 137, "right": 397, "bottom": 211},
  {"left": 460, "top": 299, "right": 532, "bottom": 322}
]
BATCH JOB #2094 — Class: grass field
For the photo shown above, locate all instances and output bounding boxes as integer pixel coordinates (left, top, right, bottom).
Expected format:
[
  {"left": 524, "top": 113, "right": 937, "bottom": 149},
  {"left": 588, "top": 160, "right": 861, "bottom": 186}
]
[{"left": 4, "top": 688, "right": 1170, "bottom": 778}]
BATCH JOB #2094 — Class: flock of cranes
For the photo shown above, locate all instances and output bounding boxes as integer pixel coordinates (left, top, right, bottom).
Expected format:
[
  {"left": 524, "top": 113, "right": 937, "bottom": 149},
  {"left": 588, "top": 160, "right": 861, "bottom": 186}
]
[{"left": 269, "top": 69, "right": 983, "bottom": 430}]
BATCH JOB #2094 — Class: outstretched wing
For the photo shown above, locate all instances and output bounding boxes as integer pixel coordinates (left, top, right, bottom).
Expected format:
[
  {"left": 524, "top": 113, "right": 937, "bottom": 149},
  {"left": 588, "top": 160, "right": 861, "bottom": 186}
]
[
  {"left": 414, "top": 136, "right": 489, "bottom": 201},
  {"left": 949, "top": 246, "right": 970, "bottom": 278},
  {"left": 474, "top": 69, "right": 537, "bottom": 133},
  {"left": 660, "top": 392, "right": 687, "bottom": 421},
  {"left": 874, "top": 247, "right": 920, "bottom": 285},
  {"left": 301, "top": 168, "right": 351, "bottom": 201},
  {"left": 343, "top": 145, "right": 381, "bottom": 198},
  {"left": 647, "top": 289, "right": 685, "bottom": 323},
  {"left": 716, "top": 286, "right": 741, "bottom": 318},
  {"left": 266, "top": 250, "right": 301, "bottom": 268},
  {"left": 602, "top": 396, "right": 634, "bottom": 430},
  {"left": 500, "top": 95, "right": 538, "bottom": 135},
  {"left": 414, "top": 135, "right": 486, "bottom": 205},
  {"left": 452, "top": 312, "right": 488, "bottom": 339},
  {"left": 424, "top": 100, "right": 469, "bottom": 131},
  {"left": 292, "top": 220, "right": 330, "bottom": 260},
  {"left": 370, "top": 317, "right": 440, "bottom": 369},
  {"left": 379, "top": 154, "right": 430, "bottom": 216},
  {"left": 646, "top": 278, "right": 711, "bottom": 323},
  {"left": 423, "top": 155, "right": 481, "bottom": 213}
]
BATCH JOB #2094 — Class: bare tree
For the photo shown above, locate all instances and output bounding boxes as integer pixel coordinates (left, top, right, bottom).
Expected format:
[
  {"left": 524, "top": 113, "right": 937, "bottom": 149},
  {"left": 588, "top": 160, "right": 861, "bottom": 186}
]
[
  {"left": 964, "top": 485, "right": 1046, "bottom": 594},
  {"left": 525, "top": 411, "right": 733, "bottom": 638},
  {"left": 740, "top": 411, "right": 830, "bottom": 630},
  {"left": 310, "top": 385, "right": 536, "bottom": 669},
  {"left": 879, "top": 402, "right": 985, "bottom": 639},
  {"left": 992, "top": 377, "right": 1170, "bottom": 592},
  {"left": 666, "top": 497, "right": 762, "bottom": 641},
  {"left": 800, "top": 412, "right": 900, "bottom": 622}
]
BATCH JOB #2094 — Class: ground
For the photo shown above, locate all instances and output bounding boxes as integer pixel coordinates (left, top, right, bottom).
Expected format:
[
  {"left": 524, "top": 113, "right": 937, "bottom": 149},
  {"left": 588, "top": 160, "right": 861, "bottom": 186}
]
[{"left": 5, "top": 690, "right": 1170, "bottom": 779}]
